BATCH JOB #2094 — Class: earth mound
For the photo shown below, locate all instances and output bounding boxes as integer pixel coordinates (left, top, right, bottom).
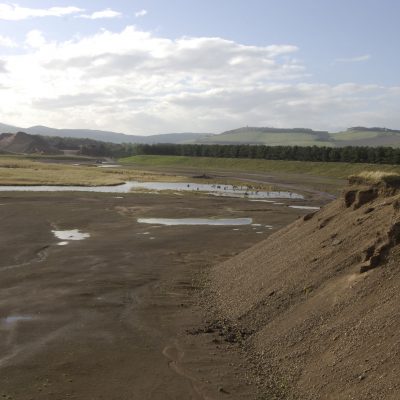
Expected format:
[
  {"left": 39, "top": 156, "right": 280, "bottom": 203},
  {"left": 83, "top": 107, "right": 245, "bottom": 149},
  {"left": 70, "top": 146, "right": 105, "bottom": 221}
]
[
  {"left": 0, "top": 131, "right": 61, "bottom": 154},
  {"left": 210, "top": 175, "right": 400, "bottom": 399}
]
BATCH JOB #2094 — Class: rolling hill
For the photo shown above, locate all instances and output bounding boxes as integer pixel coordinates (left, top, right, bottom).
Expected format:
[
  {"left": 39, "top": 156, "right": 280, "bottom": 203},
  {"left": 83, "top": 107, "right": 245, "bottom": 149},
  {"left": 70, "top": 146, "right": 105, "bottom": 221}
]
[
  {"left": 2, "top": 122, "right": 400, "bottom": 147},
  {"left": 198, "top": 126, "right": 400, "bottom": 147},
  {"left": 197, "top": 126, "right": 334, "bottom": 146},
  {"left": 0, "top": 123, "right": 212, "bottom": 144},
  {"left": 0, "top": 132, "right": 61, "bottom": 154}
]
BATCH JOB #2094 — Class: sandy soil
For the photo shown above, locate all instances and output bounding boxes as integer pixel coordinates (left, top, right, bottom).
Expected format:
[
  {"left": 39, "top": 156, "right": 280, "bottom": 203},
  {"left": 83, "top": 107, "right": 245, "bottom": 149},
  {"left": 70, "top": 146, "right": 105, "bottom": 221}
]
[
  {"left": 211, "top": 183, "right": 400, "bottom": 399},
  {"left": 0, "top": 190, "right": 313, "bottom": 399}
]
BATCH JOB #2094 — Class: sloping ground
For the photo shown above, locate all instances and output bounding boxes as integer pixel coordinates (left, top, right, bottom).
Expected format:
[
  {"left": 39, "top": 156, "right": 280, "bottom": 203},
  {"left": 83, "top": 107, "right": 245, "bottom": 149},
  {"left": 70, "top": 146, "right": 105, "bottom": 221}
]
[
  {"left": 333, "top": 128, "right": 400, "bottom": 147},
  {"left": 210, "top": 179, "right": 400, "bottom": 399},
  {"left": 198, "top": 127, "right": 333, "bottom": 146},
  {"left": 0, "top": 132, "right": 60, "bottom": 154}
]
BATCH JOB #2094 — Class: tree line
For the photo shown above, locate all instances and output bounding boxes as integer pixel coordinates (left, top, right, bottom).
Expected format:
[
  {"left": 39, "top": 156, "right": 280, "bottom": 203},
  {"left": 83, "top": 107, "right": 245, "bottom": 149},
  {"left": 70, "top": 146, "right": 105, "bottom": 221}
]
[
  {"left": 39, "top": 135, "right": 400, "bottom": 164},
  {"left": 134, "top": 143, "right": 400, "bottom": 164}
]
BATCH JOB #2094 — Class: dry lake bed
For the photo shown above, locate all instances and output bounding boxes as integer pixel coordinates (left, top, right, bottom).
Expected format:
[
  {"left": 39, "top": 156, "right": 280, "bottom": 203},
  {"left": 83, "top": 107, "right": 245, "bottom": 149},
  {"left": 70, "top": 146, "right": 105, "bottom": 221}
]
[{"left": 0, "top": 189, "right": 321, "bottom": 399}]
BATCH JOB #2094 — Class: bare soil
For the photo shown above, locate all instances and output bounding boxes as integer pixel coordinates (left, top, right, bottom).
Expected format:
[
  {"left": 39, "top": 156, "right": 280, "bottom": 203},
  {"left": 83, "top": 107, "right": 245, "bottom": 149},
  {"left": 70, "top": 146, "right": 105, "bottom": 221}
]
[
  {"left": 210, "top": 182, "right": 400, "bottom": 399},
  {"left": 0, "top": 190, "right": 314, "bottom": 399}
]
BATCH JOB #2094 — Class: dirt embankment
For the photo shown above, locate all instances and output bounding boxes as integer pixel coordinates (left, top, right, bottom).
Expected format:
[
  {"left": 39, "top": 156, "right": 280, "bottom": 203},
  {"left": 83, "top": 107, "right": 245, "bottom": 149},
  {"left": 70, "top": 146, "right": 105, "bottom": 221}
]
[{"left": 210, "top": 180, "right": 400, "bottom": 399}]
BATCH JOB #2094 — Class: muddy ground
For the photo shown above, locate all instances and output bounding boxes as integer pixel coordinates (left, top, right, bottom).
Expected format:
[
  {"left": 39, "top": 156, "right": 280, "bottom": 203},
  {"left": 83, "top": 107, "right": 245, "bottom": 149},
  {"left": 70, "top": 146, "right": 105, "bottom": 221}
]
[{"left": 0, "top": 190, "right": 321, "bottom": 399}]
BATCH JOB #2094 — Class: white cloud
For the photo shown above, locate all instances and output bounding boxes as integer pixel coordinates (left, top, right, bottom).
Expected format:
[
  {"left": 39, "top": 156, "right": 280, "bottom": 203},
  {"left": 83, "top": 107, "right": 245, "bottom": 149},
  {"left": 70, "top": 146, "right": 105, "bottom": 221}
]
[
  {"left": 0, "top": 3, "right": 83, "bottom": 20},
  {"left": 79, "top": 8, "right": 122, "bottom": 20},
  {"left": 25, "top": 30, "right": 46, "bottom": 48},
  {"left": 0, "top": 26, "right": 398, "bottom": 133},
  {"left": 335, "top": 54, "right": 371, "bottom": 63},
  {"left": 135, "top": 9, "right": 147, "bottom": 18},
  {"left": 0, "top": 34, "right": 16, "bottom": 47}
]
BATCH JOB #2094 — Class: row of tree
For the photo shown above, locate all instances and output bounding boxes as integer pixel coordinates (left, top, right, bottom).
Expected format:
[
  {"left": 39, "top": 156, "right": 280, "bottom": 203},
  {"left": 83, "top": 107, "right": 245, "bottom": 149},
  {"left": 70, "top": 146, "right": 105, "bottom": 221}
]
[
  {"left": 40, "top": 135, "right": 400, "bottom": 164},
  {"left": 134, "top": 143, "right": 400, "bottom": 164}
]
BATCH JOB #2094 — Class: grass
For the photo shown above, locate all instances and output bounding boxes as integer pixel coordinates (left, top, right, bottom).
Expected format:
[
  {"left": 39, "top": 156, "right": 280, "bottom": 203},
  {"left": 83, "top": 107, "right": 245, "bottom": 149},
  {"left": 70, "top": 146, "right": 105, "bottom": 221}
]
[
  {"left": 0, "top": 156, "right": 189, "bottom": 186},
  {"left": 199, "top": 131, "right": 334, "bottom": 146},
  {"left": 348, "top": 171, "right": 400, "bottom": 185},
  {"left": 119, "top": 155, "right": 400, "bottom": 180}
]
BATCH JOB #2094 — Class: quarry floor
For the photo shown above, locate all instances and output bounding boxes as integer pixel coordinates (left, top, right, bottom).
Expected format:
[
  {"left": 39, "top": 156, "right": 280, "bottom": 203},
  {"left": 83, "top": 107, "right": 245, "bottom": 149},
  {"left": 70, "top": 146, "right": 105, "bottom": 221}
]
[{"left": 0, "top": 189, "right": 323, "bottom": 399}]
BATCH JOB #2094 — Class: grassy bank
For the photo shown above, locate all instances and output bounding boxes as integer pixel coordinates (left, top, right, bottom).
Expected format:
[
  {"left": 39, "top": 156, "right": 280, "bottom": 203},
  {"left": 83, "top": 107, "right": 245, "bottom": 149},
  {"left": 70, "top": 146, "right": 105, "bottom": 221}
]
[
  {"left": 120, "top": 155, "right": 400, "bottom": 180},
  {"left": 0, "top": 156, "right": 186, "bottom": 186}
]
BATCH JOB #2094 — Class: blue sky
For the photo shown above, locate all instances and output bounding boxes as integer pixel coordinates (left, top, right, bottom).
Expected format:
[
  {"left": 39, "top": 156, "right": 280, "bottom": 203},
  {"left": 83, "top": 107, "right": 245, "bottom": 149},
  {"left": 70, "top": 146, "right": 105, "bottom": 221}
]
[{"left": 0, "top": 0, "right": 399, "bottom": 134}]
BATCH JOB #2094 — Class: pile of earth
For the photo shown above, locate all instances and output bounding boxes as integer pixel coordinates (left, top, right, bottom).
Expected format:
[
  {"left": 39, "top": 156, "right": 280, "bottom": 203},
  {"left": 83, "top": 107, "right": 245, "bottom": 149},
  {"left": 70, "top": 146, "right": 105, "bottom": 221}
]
[
  {"left": 0, "top": 131, "right": 61, "bottom": 154},
  {"left": 209, "top": 177, "right": 400, "bottom": 399}
]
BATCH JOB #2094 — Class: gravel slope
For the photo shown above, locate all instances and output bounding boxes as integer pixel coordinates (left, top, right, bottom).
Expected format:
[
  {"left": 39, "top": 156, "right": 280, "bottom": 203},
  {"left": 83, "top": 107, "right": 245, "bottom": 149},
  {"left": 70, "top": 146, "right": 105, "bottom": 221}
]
[{"left": 210, "top": 182, "right": 400, "bottom": 399}]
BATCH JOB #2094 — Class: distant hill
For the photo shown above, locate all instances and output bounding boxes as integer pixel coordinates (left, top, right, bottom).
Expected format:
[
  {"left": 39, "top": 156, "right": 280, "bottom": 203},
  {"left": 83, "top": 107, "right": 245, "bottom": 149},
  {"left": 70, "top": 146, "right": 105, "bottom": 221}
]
[
  {"left": 331, "top": 127, "right": 400, "bottom": 147},
  {"left": 2, "top": 122, "right": 400, "bottom": 147},
  {"left": 0, "top": 123, "right": 212, "bottom": 144},
  {"left": 197, "top": 127, "right": 334, "bottom": 146},
  {"left": 0, "top": 132, "right": 61, "bottom": 154},
  {"left": 197, "top": 126, "right": 400, "bottom": 147}
]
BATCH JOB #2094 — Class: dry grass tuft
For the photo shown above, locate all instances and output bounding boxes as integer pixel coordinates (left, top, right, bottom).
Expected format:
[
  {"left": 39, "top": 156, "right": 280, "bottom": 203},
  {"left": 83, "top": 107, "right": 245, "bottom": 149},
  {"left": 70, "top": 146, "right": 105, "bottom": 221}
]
[{"left": 349, "top": 171, "right": 400, "bottom": 185}]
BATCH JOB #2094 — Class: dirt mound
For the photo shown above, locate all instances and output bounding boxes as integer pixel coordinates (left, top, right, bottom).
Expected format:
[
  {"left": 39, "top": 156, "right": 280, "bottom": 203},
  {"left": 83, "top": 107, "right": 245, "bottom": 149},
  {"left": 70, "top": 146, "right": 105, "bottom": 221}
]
[
  {"left": 0, "top": 131, "right": 61, "bottom": 154},
  {"left": 210, "top": 180, "right": 400, "bottom": 399}
]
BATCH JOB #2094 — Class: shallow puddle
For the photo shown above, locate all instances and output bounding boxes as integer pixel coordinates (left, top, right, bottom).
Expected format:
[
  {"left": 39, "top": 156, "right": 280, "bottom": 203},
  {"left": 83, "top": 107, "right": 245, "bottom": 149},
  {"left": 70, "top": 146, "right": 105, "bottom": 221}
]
[
  {"left": 2, "top": 315, "right": 34, "bottom": 327},
  {"left": 0, "top": 181, "right": 303, "bottom": 200},
  {"left": 52, "top": 229, "right": 90, "bottom": 241},
  {"left": 288, "top": 205, "right": 320, "bottom": 210},
  {"left": 137, "top": 218, "right": 253, "bottom": 226}
]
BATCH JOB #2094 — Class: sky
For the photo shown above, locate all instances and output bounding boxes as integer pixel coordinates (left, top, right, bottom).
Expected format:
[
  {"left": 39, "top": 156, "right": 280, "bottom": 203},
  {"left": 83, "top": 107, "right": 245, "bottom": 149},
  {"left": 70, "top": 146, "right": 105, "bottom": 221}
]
[{"left": 0, "top": 0, "right": 399, "bottom": 135}]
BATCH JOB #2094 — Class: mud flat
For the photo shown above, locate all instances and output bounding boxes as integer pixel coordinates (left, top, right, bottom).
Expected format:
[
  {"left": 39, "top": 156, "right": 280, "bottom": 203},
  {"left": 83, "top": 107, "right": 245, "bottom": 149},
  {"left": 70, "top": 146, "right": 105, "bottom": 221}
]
[{"left": 0, "top": 189, "right": 318, "bottom": 399}]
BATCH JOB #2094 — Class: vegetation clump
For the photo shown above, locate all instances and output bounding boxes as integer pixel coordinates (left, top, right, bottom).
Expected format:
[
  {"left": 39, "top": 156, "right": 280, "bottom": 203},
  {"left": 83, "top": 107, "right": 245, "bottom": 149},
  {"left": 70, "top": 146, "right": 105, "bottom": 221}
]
[{"left": 348, "top": 171, "right": 400, "bottom": 186}]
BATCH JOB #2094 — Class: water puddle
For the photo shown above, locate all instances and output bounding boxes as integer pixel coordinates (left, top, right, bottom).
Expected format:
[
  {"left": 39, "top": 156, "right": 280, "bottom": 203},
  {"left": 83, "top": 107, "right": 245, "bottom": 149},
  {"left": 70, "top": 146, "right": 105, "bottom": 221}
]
[
  {"left": 2, "top": 315, "right": 34, "bottom": 327},
  {"left": 288, "top": 205, "right": 320, "bottom": 210},
  {"left": 52, "top": 229, "right": 90, "bottom": 241},
  {"left": 137, "top": 218, "right": 253, "bottom": 226},
  {"left": 0, "top": 181, "right": 303, "bottom": 199}
]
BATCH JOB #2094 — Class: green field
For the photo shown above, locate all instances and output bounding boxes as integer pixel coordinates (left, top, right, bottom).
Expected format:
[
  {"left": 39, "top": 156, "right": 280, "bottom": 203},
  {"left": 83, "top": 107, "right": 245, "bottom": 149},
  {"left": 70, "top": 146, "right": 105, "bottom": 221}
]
[
  {"left": 120, "top": 155, "right": 400, "bottom": 180},
  {"left": 198, "top": 130, "right": 334, "bottom": 146},
  {"left": 194, "top": 127, "right": 400, "bottom": 147}
]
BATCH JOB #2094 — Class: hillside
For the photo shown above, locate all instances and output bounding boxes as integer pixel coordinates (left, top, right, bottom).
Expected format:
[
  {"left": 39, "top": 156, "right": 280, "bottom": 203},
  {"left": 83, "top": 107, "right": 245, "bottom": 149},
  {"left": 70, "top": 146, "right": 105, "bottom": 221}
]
[
  {"left": 0, "top": 122, "right": 212, "bottom": 144},
  {"left": 3, "top": 122, "right": 400, "bottom": 147},
  {"left": 332, "top": 127, "right": 400, "bottom": 147},
  {"left": 198, "top": 126, "right": 400, "bottom": 147},
  {"left": 210, "top": 175, "right": 400, "bottom": 399},
  {"left": 197, "top": 127, "right": 334, "bottom": 146},
  {"left": 0, "top": 132, "right": 61, "bottom": 154}
]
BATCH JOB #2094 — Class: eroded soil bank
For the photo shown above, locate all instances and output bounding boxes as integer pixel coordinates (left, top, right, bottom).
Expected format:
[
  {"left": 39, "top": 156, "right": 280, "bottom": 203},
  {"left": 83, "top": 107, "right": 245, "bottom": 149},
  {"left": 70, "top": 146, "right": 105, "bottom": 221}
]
[
  {"left": 0, "top": 191, "right": 315, "bottom": 399},
  {"left": 210, "top": 182, "right": 400, "bottom": 399}
]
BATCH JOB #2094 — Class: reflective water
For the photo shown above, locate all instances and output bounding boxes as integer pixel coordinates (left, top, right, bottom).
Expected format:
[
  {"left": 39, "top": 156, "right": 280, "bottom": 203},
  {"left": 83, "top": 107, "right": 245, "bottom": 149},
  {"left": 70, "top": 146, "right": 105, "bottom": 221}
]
[
  {"left": 52, "top": 229, "right": 90, "bottom": 241},
  {"left": 137, "top": 218, "right": 253, "bottom": 226},
  {"left": 2, "top": 315, "right": 34, "bottom": 327},
  {"left": 288, "top": 205, "right": 320, "bottom": 210},
  {"left": 0, "top": 181, "right": 303, "bottom": 199},
  {"left": 128, "top": 182, "right": 302, "bottom": 199}
]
